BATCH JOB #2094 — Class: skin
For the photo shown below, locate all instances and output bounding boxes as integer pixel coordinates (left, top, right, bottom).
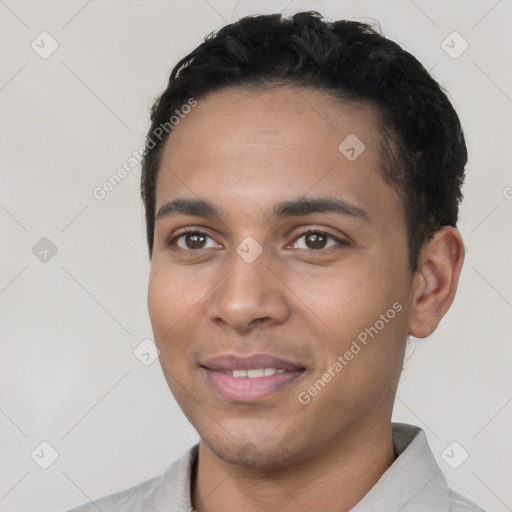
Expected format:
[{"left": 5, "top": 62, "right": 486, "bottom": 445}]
[{"left": 147, "top": 86, "right": 464, "bottom": 512}]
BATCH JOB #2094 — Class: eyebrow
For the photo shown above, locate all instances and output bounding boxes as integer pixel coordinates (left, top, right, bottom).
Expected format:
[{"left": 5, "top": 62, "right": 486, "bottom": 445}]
[{"left": 156, "top": 196, "right": 369, "bottom": 223}]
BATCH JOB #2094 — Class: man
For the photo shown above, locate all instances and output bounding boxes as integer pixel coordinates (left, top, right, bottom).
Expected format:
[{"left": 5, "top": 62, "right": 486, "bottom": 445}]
[{"left": 69, "top": 11, "right": 484, "bottom": 512}]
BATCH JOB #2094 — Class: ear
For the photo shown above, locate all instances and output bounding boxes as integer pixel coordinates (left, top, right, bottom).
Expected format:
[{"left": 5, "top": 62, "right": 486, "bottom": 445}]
[{"left": 408, "top": 226, "right": 465, "bottom": 338}]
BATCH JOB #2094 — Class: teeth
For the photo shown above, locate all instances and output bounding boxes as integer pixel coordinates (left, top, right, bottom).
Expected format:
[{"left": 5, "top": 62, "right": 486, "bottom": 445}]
[
  {"left": 230, "top": 368, "right": 286, "bottom": 378},
  {"left": 247, "top": 368, "right": 265, "bottom": 378}
]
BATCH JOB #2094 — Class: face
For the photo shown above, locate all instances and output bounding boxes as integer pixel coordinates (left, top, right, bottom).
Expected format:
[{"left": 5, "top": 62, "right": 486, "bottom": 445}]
[{"left": 148, "top": 86, "right": 414, "bottom": 469}]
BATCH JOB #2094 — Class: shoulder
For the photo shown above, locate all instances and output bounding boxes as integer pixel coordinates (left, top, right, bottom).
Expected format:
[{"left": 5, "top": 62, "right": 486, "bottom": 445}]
[
  {"left": 448, "top": 488, "right": 486, "bottom": 512},
  {"left": 66, "top": 475, "right": 161, "bottom": 512},
  {"left": 65, "top": 444, "right": 198, "bottom": 512}
]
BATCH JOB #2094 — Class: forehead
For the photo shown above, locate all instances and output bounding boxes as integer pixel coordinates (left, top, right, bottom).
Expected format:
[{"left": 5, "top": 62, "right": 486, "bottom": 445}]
[
  {"left": 154, "top": 86, "right": 399, "bottom": 226},
  {"left": 163, "top": 85, "right": 382, "bottom": 152}
]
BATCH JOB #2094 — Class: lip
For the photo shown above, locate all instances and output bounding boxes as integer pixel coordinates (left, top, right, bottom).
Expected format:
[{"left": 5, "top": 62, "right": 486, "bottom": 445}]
[
  {"left": 200, "top": 353, "right": 306, "bottom": 403},
  {"left": 201, "top": 353, "right": 305, "bottom": 371}
]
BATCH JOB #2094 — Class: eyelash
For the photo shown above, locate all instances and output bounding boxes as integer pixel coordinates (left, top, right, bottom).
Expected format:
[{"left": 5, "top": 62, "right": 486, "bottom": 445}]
[{"left": 167, "top": 228, "right": 348, "bottom": 253}]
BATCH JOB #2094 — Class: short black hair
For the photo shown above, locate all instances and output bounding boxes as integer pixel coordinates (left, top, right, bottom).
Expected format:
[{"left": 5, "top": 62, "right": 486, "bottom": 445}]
[{"left": 141, "top": 11, "right": 467, "bottom": 272}]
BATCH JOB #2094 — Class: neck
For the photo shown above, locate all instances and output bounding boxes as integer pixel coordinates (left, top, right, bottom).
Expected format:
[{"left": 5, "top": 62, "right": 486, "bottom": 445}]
[{"left": 191, "top": 421, "right": 396, "bottom": 512}]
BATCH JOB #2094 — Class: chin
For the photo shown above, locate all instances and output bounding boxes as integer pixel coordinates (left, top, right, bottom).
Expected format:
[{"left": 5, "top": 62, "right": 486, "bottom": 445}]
[
  {"left": 211, "top": 441, "right": 266, "bottom": 467},
  {"left": 201, "top": 429, "right": 304, "bottom": 470}
]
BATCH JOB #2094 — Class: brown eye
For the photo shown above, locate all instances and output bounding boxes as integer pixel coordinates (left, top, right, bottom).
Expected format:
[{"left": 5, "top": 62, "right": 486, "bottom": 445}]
[
  {"left": 183, "top": 232, "right": 207, "bottom": 249},
  {"left": 293, "top": 231, "right": 341, "bottom": 251},
  {"left": 169, "top": 230, "right": 218, "bottom": 251},
  {"left": 305, "top": 232, "right": 328, "bottom": 249}
]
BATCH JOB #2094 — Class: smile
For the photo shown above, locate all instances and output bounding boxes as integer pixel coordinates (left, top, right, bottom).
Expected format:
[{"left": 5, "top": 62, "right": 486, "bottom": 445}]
[
  {"left": 229, "top": 368, "right": 286, "bottom": 377},
  {"left": 202, "top": 367, "right": 305, "bottom": 403},
  {"left": 200, "top": 353, "right": 306, "bottom": 403}
]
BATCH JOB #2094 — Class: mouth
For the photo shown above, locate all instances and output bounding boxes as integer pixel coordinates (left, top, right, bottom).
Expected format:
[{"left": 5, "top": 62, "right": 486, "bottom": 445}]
[{"left": 200, "top": 353, "right": 306, "bottom": 403}]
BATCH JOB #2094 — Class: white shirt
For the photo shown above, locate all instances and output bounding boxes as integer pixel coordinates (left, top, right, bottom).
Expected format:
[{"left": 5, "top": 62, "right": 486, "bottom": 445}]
[{"left": 67, "top": 423, "right": 485, "bottom": 511}]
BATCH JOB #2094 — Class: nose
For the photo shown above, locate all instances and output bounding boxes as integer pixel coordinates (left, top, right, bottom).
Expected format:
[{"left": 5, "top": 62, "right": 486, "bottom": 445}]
[{"left": 207, "top": 249, "right": 291, "bottom": 332}]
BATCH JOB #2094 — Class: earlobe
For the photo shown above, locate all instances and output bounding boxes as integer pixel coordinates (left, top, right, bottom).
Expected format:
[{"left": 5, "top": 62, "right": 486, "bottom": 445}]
[{"left": 408, "top": 226, "right": 465, "bottom": 339}]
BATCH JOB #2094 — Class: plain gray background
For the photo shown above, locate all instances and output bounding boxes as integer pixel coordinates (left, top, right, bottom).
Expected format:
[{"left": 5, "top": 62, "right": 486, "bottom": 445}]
[{"left": 0, "top": 1, "right": 511, "bottom": 511}]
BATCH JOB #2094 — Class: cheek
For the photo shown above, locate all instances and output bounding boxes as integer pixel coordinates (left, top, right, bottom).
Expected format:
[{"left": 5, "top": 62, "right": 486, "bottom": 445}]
[
  {"left": 148, "top": 261, "right": 216, "bottom": 369},
  {"left": 147, "top": 272, "right": 193, "bottom": 396},
  {"left": 289, "top": 265, "right": 384, "bottom": 330},
  {"left": 147, "top": 264, "right": 192, "bottom": 345},
  {"left": 148, "top": 270, "right": 173, "bottom": 333},
  {"left": 290, "top": 261, "right": 407, "bottom": 364}
]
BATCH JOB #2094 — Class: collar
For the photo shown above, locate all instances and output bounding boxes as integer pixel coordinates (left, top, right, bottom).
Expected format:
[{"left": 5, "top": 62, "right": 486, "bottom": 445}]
[
  {"left": 350, "top": 423, "right": 450, "bottom": 511},
  {"left": 146, "top": 423, "right": 450, "bottom": 512}
]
